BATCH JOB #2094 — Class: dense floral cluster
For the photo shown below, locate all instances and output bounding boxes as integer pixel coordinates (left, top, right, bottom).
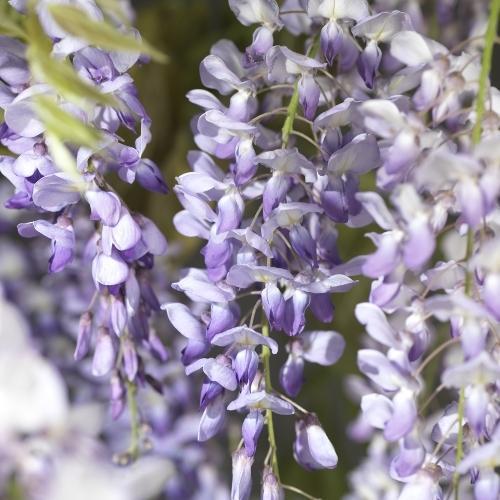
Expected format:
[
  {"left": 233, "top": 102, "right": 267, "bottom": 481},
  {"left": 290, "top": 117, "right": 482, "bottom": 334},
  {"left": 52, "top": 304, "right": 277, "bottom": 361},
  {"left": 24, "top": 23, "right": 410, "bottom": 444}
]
[
  {"left": 1, "top": 0, "right": 499, "bottom": 499},
  {"left": 0, "top": 195, "right": 229, "bottom": 497},
  {"left": 0, "top": 0, "right": 172, "bottom": 460},
  {"left": 170, "top": 0, "right": 500, "bottom": 498}
]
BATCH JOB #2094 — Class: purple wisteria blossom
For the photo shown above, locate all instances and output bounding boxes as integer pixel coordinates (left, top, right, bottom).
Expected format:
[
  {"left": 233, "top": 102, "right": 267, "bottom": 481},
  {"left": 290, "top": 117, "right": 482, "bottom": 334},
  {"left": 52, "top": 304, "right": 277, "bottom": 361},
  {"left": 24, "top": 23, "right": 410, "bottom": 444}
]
[
  {"left": 0, "top": 0, "right": 170, "bottom": 466},
  {"left": 2, "top": 0, "right": 500, "bottom": 497},
  {"left": 169, "top": 0, "right": 500, "bottom": 498}
]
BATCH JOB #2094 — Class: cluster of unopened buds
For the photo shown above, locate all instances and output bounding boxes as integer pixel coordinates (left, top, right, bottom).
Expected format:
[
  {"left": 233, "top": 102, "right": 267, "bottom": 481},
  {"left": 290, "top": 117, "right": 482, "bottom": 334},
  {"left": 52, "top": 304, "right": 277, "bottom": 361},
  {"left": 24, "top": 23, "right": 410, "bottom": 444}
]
[{"left": 1, "top": 0, "right": 499, "bottom": 499}]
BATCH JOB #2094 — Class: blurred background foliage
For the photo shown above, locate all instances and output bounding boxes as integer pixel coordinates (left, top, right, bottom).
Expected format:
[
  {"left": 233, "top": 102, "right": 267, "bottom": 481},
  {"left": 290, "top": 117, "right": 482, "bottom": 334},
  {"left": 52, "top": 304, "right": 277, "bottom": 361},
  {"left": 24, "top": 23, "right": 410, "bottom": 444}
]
[{"left": 125, "top": 1, "right": 373, "bottom": 497}]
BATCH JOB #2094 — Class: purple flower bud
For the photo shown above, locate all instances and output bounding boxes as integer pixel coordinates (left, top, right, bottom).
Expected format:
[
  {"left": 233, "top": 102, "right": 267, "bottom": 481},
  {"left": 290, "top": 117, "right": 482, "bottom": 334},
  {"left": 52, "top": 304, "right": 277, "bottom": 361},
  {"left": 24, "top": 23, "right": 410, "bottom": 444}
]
[
  {"left": 465, "top": 385, "right": 489, "bottom": 437},
  {"left": 74, "top": 311, "right": 93, "bottom": 361},
  {"left": 110, "top": 296, "right": 127, "bottom": 336},
  {"left": 357, "top": 41, "right": 382, "bottom": 89},
  {"left": 320, "top": 20, "right": 343, "bottom": 66},
  {"left": 242, "top": 410, "right": 264, "bottom": 456},
  {"left": 293, "top": 415, "right": 338, "bottom": 470},
  {"left": 384, "top": 389, "right": 417, "bottom": 441},
  {"left": 182, "top": 339, "right": 210, "bottom": 365},
  {"left": 235, "top": 138, "right": 257, "bottom": 185},
  {"left": 298, "top": 73, "right": 320, "bottom": 121},
  {"left": 262, "top": 282, "right": 285, "bottom": 331},
  {"left": 231, "top": 448, "right": 253, "bottom": 500},
  {"left": 123, "top": 337, "right": 138, "bottom": 381},
  {"left": 263, "top": 174, "right": 291, "bottom": 219},
  {"left": 200, "top": 380, "right": 224, "bottom": 408},
  {"left": 321, "top": 188, "right": 348, "bottom": 223},
  {"left": 215, "top": 191, "right": 244, "bottom": 233},
  {"left": 390, "top": 435, "right": 426, "bottom": 479},
  {"left": 245, "top": 26, "right": 274, "bottom": 65},
  {"left": 92, "top": 327, "right": 116, "bottom": 377},
  {"left": 135, "top": 159, "right": 168, "bottom": 194},
  {"left": 110, "top": 372, "right": 125, "bottom": 420},
  {"left": 234, "top": 348, "right": 259, "bottom": 384},
  {"left": 147, "top": 330, "right": 168, "bottom": 362},
  {"left": 289, "top": 224, "right": 317, "bottom": 266},
  {"left": 261, "top": 467, "right": 283, "bottom": 500},
  {"left": 202, "top": 239, "right": 232, "bottom": 270},
  {"left": 310, "top": 294, "right": 334, "bottom": 323},
  {"left": 207, "top": 302, "right": 240, "bottom": 341},
  {"left": 92, "top": 251, "right": 129, "bottom": 286},
  {"left": 283, "top": 291, "right": 310, "bottom": 336},
  {"left": 198, "top": 392, "right": 226, "bottom": 442},
  {"left": 280, "top": 351, "right": 304, "bottom": 397}
]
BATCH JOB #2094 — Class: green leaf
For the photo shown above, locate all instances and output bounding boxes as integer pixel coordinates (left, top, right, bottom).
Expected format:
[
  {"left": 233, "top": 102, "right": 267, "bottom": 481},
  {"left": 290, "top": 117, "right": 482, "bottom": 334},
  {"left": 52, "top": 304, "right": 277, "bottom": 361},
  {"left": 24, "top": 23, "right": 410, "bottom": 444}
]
[
  {"left": 25, "top": 14, "right": 118, "bottom": 107},
  {"left": 44, "top": 132, "right": 85, "bottom": 184},
  {"left": 33, "top": 96, "right": 103, "bottom": 149},
  {"left": 34, "top": 96, "right": 102, "bottom": 148},
  {"left": 48, "top": 4, "right": 168, "bottom": 63},
  {"left": 0, "top": 16, "right": 27, "bottom": 39},
  {"left": 95, "top": 0, "right": 131, "bottom": 25}
]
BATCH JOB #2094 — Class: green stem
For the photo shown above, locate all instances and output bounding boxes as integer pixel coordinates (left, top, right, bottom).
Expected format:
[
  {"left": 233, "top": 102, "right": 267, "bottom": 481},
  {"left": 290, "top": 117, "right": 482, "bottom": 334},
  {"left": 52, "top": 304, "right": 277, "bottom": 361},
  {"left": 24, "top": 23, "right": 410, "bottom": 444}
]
[
  {"left": 261, "top": 318, "right": 280, "bottom": 481},
  {"left": 126, "top": 380, "right": 140, "bottom": 461},
  {"left": 281, "top": 80, "right": 300, "bottom": 148},
  {"left": 282, "top": 484, "right": 322, "bottom": 500},
  {"left": 452, "top": 3, "right": 499, "bottom": 496},
  {"left": 281, "top": 37, "right": 320, "bottom": 148},
  {"left": 471, "top": 0, "right": 500, "bottom": 145}
]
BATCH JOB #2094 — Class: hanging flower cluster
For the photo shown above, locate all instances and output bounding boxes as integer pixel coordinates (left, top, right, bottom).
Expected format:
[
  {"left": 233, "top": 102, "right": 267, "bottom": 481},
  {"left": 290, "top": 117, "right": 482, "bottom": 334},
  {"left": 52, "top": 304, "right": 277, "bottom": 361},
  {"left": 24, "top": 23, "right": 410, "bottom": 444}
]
[
  {"left": 170, "top": 0, "right": 500, "bottom": 498},
  {"left": 0, "top": 0, "right": 171, "bottom": 461},
  {"left": 1, "top": 0, "right": 499, "bottom": 499},
  {"left": 0, "top": 189, "right": 230, "bottom": 497}
]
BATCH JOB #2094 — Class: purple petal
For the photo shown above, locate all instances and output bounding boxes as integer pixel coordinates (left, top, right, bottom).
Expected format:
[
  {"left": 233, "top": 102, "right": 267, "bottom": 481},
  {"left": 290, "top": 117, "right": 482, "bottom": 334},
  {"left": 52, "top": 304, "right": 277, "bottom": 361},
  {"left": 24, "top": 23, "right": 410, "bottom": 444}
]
[
  {"left": 162, "top": 302, "right": 206, "bottom": 341},
  {"left": 92, "top": 328, "right": 115, "bottom": 377},
  {"left": 32, "top": 173, "right": 80, "bottom": 212},
  {"left": 231, "top": 448, "right": 253, "bottom": 500},
  {"left": 302, "top": 330, "right": 345, "bottom": 366},
  {"left": 198, "top": 394, "right": 226, "bottom": 441},
  {"left": 211, "top": 326, "right": 278, "bottom": 354},
  {"left": 85, "top": 190, "right": 121, "bottom": 226},
  {"left": 384, "top": 389, "right": 417, "bottom": 441},
  {"left": 242, "top": 410, "right": 264, "bottom": 456},
  {"left": 92, "top": 252, "right": 129, "bottom": 286},
  {"left": 280, "top": 353, "right": 304, "bottom": 397}
]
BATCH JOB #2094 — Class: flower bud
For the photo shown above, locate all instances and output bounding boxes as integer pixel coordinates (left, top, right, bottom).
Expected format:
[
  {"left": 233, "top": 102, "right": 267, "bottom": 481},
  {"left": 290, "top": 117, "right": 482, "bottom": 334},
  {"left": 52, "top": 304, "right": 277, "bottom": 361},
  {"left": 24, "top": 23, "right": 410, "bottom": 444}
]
[
  {"left": 242, "top": 410, "right": 264, "bottom": 456},
  {"left": 231, "top": 449, "right": 253, "bottom": 500},
  {"left": 261, "top": 467, "right": 283, "bottom": 500},
  {"left": 74, "top": 311, "right": 92, "bottom": 361},
  {"left": 294, "top": 415, "right": 338, "bottom": 470}
]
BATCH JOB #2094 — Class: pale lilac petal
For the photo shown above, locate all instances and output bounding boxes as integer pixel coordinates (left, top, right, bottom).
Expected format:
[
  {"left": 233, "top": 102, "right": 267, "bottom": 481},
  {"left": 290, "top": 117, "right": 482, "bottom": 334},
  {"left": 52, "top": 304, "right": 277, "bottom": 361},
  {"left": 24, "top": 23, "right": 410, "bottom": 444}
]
[
  {"left": 92, "top": 328, "right": 115, "bottom": 377},
  {"left": 211, "top": 326, "right": 278, "bottom": 354},
  {"left": 384, "top": 389, "right": 417, "bottom": 441},
  {"left": 198, "top": 394, "right": 226, "bottom": 441},
  {"left": 85, "top": 190, "right": 121, "bottom": 226},
  {"left": 32, "top": 173, "right": 80, "bottom": 212},
  {"left": 227, "top": 391, "right": 294, "bottom": 415},
  {"left": 92, "top": 252, "right": 129, "bottom": 286},
  {"left": 162, "top": 303, "right": 206, "bottom": 341},
  {"left": 355, "top": 302, "right": 399, "bottom": 348},
  {"left": 302, "top": 331, "right": 345, "bottom": 365},
  {"left": 231, "top": 449, "right": 253, "bottom": 500}
]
